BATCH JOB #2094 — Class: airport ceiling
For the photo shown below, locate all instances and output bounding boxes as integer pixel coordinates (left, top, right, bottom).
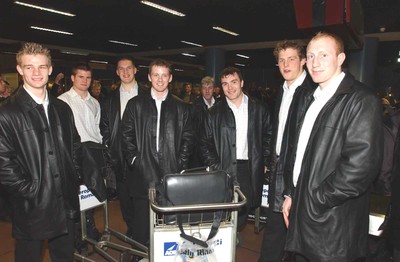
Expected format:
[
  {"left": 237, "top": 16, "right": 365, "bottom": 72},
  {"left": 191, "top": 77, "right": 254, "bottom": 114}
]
[{"left": 0, "top": 0, "right": 400, "bottom": 76}]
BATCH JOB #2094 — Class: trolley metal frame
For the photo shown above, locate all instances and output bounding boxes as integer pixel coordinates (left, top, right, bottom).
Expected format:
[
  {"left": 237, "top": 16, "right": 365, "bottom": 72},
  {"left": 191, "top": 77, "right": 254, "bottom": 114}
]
[
  {"left": 148, "top": 185, "right": 246, "bottom": 262},
  {"left": 74, "top": 187, "right": 148, "bottom": 262}
]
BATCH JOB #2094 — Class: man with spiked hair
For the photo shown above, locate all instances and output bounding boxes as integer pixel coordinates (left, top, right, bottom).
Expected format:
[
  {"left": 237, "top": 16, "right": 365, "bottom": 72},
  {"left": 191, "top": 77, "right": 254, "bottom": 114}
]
[{"left": 0, "top": 42, "right": 82, "bottom": 261}]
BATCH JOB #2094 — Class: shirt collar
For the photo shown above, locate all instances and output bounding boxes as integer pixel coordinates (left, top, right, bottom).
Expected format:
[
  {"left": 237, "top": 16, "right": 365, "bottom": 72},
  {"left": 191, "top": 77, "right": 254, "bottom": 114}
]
[
  {"left": 226, "top": 93, "right": 248, "bottom": 110},
  {"left": 314, "top": 72, "right": 345, "bottom": 100},
  {"left": 203, "top": 96, "right": 215, "bottom": 108},
  {"left": 70, "top": 87, "right": 91, "bottom": 101},
  {"left": 120, "top": 82, "right": 138, "bottom": 94},
  {"left": 283, "top": 70, "right": 307, "bottom": 93},
  {"left": 151, "top": 88, "right": 168, "bottom": 102},
  {"left": 23, "top": 85, "right": 49, "bottom": 105}
]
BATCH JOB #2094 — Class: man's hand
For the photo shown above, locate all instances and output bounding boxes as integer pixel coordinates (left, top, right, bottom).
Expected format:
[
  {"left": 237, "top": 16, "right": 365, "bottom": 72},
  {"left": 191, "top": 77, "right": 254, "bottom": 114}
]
[{"left": 282, "top": 196, "right": 292, "bottom": 228}]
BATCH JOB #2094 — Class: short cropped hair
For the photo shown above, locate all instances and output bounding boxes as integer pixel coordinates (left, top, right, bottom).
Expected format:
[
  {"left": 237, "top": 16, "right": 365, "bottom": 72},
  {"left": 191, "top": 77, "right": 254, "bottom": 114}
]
[
  {"left": 220, "top": 67, "right": 243, "bottom": 82},
  {"left": 16, "top": 42, "right": 51, "bottom": 66},
  {"left": 201, "top": 76, "right": 214, "bottom": 85},
  {"left": 116, "top": 55, "right": 136, "bottom": 68},
  {"left": 149, "top": 59, "right": 172, "bottom": 75},
  {"left": 273, "top": 40, "right": 306, "bottom": 61},
  {"left": 71, "top": 63, "right": 92, "bottom": 76}
]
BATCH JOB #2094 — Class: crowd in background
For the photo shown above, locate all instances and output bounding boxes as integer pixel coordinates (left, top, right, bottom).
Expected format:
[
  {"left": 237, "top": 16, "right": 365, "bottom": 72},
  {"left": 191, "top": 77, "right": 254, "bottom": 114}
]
[{"left": 0, "top": 31, "right": 400, "bottom": 262}]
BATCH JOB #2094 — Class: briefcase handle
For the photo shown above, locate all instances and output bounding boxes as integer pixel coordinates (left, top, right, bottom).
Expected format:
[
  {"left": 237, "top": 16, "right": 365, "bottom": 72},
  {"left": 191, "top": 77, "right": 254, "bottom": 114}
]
[{"left": 149, "top": 186, "right": 247, "bottom": 213}]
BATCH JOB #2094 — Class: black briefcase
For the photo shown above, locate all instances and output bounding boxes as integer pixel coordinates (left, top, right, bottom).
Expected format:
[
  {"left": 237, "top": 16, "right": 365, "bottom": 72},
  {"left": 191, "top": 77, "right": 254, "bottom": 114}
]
[
  {"left": 157, "top": 168, "right": 233, "bottom": 246},
  {"left": 158, "top": 169, "right": 233, "bottom": 224}
]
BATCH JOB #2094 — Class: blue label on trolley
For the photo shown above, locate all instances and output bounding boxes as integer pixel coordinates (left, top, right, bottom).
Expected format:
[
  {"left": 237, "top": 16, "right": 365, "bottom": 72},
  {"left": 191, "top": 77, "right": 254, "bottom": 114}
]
[{"left": 164, "top": 242, "right": 178, "bottom": 256}]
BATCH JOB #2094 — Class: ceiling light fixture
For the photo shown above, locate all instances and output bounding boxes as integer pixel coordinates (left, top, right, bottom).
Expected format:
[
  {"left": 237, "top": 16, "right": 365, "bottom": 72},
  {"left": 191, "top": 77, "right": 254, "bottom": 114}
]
[
  {"left": 181, "top": 53, "right": 196, "bottom": 57},
  {"left": 90, "top": 60, "right": 108, "bottom": 64},
  {"left": 2, "top": 51, "right": 17, "bottom": 55},
  {"left": 174, "top": 68, "right": 184, "bottom": 72},
  {"left": 236, "top": 54, "right": 250, "bottom": 59},
  {"left": 30, "top": 26, "right": 73, "bottom": 35},
  {"left": 14, "top": 1, "right": 75, "bottom": 16},
  {"left": 108, "top": 40, "right": 138, "bottom": 47},
  {"left": 181, "top": 40, "right": 203, "bottom": 47},
  {"left": 212, "top": 26, "right": 239, "bottom": 36},
  {"left": 234, "top": 63, "right": 245, "bottom": 67},
  {"left": 138, "top": 65, "right": 149, "bottom": 68},
  {"left": 60, "top": 50, "right": 89, "bottom": 56},
  {"left": 140, "top": 1, "right": 185, "bottom": 17}
]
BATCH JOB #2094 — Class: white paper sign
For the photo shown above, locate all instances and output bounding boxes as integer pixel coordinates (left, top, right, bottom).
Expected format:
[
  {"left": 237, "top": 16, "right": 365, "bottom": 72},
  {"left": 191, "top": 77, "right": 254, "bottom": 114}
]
[
  {"left": 78, "top": 185, "right": 105, "bottom": 211},
  {"left": 261, "top": 184, "right": 269, "bottom": 207},
  {"left": 369, "top": 213, "right": 385, "bottom": 236},
  {"left": 153, "top": 226, "right": 233, "bottom": 262}
]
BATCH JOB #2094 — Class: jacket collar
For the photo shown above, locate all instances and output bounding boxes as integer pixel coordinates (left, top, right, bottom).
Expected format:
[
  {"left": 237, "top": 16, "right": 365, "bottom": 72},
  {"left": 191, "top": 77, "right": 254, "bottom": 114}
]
[
  {"left": 333, "top": 72, "right": 356, "bottom": 96},
  {"left": 16, "top": 86, "right": 49, "bottom": 113}
]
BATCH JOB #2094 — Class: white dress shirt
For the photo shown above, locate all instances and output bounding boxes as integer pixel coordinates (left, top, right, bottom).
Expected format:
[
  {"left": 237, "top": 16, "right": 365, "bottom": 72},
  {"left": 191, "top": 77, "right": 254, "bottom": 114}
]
[
  {"left": 227, "top": 94, "right": 249, "bottom": 160},
  {"left": 203, "top": 96, "right": 215, "bottom": 109},
  {"left": 120, "top": 82, "right": 139, "bottom": 119},
  {"left": 58, "top": 88, "right": 102, "bottom": 143},
  {"left": 24, "top": 86, "right": 49, "bottom": 121},
  {"left": 293, "top": 72, "right": 345, "bottom": 186},
  {"left": 151, "top": 88, "right": 168, "bottom": 152},
  {"left": 276, "top": 70, "right": 306, "bottom": 156}
]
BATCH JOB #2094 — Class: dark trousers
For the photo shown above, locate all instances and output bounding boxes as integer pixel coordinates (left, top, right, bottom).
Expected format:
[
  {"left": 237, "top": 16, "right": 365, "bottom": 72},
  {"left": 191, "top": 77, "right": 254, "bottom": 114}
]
[
  {"left": 116, "top": 179, "right": 135, "bottom": 236},
  {"left": 15, "top": 218, "right": 75, "bottom": 262},
  {"left": 394, "top": 247, "right": 400, "bottom": 262},
  {"left": 236, "top": 160, "right": 254, "bottom": 229},
  {"left": 294, "top": 253, "right": 309, "bottom": 262},
  {"left": 0, "top": 187, "right": 11, "bottom": 220},
  {"left": 293, "top": 253, "right": 366, "bottom": 262},
  {"left": 259, "top": 209, "right": 287, "bottom": 261},
  {"left": 132, "top": 193, "right": 150, "bottom": 246}
]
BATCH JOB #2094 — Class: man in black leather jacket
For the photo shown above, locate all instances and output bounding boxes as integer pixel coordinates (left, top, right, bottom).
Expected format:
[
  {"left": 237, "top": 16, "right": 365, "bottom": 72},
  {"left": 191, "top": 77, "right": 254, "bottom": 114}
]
[
  {"left": 0, "top": 42, "right": 82, "bottom": 261},
  {"left": 121, "top": 58, "right": 194, "bottom": 248},
  {"left": 100, "top": 56, "right": 146, "bottom": 239},
  {"left": 190, "top": 76, "right": 218, "bottom": 168},
  {"left": 284, "top": 32, "right": 383, "bottom": 261},
  {"left": 259, "top": 40, "right": 316, "bottom": 262},
  {"left": 200, "top": 66, "right": 272, "bottom": 230}
]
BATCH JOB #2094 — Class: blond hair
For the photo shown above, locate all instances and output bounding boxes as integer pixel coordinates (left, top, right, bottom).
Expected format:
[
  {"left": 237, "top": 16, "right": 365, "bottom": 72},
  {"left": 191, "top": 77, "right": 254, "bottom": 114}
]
[{"left": 16, "top": 42, "right": 51, "bottom": 66}]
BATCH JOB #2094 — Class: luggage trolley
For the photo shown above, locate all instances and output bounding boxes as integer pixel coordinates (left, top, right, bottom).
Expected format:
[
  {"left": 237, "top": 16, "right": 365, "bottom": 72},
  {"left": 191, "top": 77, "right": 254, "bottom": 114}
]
[
  {"left": 148, "top": 170, "right": 247, "bottom": 262},
  {"left": 74, "top": 184, "right": 149, "bottom": 262}
]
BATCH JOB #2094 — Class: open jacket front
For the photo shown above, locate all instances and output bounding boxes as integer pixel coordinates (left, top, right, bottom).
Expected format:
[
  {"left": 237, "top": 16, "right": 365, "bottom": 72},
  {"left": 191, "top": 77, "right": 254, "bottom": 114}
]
[
  {"left": 0, "top": 88, "right": 82, "bottom": 240},
  {"left": 285, "top": 73, "right": 383, "bottom": 261}
]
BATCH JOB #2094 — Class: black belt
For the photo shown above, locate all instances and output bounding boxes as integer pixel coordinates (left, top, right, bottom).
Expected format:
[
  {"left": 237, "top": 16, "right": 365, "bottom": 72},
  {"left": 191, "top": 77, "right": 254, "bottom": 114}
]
[{"left": 237, "top": 159, "right": 249, "bottom": 164}]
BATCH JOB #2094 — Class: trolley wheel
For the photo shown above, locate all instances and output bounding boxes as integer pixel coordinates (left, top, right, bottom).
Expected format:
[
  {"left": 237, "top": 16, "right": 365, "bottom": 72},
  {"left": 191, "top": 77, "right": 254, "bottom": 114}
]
[{"left": 119, "top": 251, "right": 131, "bottom": 262}]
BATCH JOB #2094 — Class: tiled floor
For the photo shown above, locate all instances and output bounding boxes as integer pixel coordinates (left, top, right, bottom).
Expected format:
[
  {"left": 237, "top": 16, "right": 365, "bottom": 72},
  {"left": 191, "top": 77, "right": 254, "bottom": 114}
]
[{"left": 0, "top": 200, "right": 264, "bottom": 261}]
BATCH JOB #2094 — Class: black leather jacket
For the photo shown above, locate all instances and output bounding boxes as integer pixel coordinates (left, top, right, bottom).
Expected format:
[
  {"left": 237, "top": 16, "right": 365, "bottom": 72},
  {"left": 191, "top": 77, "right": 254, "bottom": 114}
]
[
  {"left": 389, "top": 111, "right": 400, "bottom": 248},
  {"left": 121, "top": 91, "right": 194, "bottom": 196},
  {"left": 189, "top": 97, "right": 219, "bottom": 168},
  {"left": 100, "top": 85, "right": 146, "bottom": 181},
  {"left": 270, "top": 74, "right": 316, "bottom": 212},
  {"left": 285, "top": 73, "right": 383, "bottom": 261},
  {"left": 0, "top": 87, "right": 82, "bottom": 240},
  {"left": 200, "top": 96, "right": 272, "bottom": 208}
]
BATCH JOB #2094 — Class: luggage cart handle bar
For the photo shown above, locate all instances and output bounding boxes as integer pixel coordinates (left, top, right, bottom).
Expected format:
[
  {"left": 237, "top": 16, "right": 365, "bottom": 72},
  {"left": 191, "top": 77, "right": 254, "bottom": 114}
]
[{"left": 149, "top": 186, "right": 247, "bottom": 213}]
